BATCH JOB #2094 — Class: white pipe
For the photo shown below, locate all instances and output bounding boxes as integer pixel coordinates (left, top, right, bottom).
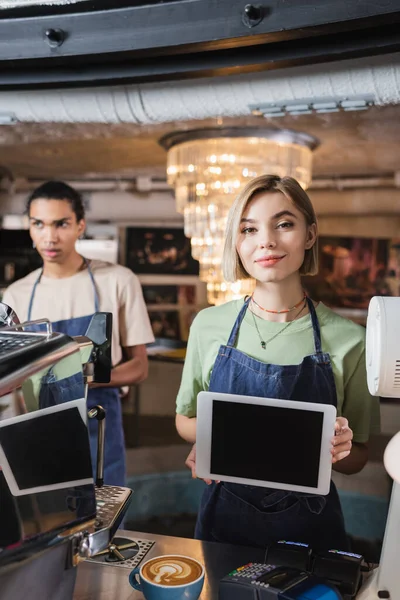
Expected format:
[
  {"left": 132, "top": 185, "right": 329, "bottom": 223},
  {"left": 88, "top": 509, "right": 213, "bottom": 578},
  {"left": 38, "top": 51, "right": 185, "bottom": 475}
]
[
  {"left": 309, "top": 177, "right": 397, "bottom": 190},
  {"left": 0, "top": 53, "right": 400, "bottom": 124},
  {"left": 0, "top": 190, "right": 179, "bottom": 223}
]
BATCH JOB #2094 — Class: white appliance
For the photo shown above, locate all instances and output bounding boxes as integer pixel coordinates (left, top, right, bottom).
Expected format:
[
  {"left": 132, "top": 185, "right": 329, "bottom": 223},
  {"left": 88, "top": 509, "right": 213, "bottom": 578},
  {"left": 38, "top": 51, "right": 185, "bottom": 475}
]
[
  {"left": 75, "top": 239, "right": 119, "bottom": 264},
  {"left": 359, "top": 296, "right": 400, "bottom": 599}
]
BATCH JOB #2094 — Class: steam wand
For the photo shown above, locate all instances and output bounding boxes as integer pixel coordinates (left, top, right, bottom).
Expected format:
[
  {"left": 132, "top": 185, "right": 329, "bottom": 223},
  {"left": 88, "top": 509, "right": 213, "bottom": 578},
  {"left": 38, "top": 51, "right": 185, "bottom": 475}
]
[{"left": 77, "top": 312, "right": 113, "bottom": 489}]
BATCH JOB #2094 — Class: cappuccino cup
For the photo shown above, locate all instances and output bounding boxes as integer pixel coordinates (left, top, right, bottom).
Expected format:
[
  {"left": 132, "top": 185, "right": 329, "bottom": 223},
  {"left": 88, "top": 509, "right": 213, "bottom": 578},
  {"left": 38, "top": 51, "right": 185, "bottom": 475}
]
[{"left": 129, "top": 554, "right": 204, "bottom": 600}]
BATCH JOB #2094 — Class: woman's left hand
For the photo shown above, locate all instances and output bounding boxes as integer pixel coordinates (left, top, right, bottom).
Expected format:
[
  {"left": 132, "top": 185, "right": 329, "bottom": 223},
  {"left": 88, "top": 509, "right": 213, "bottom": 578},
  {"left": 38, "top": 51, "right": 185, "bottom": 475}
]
[{"left": 331, "top": 417, "right": 353, "bottom": 463}]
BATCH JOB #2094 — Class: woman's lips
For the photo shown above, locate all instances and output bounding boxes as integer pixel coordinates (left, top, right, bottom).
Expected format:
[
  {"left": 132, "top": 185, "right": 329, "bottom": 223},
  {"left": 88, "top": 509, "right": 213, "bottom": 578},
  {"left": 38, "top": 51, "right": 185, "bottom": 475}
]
[{"left": 255, "top": 255, "right": 285, "bottom": 267}]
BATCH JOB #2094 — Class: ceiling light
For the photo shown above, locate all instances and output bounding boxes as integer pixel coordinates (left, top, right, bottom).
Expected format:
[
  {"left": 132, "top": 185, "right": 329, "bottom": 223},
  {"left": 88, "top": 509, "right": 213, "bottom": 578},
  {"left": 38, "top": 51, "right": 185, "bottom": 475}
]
[{"left": 249, "top": 94, "right": 374, "bottom": 118}]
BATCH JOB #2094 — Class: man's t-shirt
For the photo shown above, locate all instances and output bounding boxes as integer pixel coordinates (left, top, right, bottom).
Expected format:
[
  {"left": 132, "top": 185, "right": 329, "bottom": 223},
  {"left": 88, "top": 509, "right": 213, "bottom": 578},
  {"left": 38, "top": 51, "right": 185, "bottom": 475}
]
[
  {"left": 176, "top": 299, "right": 380, "bottom": 444},
  {"left": 3, "top": 259, "right": 154, "bottom": 366}
]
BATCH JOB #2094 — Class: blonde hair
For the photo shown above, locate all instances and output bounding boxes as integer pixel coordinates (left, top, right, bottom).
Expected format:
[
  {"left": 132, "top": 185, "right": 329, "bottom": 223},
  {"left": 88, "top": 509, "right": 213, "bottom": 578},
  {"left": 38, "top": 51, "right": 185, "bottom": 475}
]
[{"left": 222, "top": 175, "right": 318, "bottom": 282}]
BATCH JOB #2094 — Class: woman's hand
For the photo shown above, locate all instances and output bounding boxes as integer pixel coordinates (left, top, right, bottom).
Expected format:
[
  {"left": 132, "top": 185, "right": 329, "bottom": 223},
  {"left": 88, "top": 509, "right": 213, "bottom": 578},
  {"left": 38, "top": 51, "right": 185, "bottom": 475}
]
[
  {"left": 331, "top": 417, "right": 353, "bottom": 463},
  {"left": 185, "top": 443, "right": 218, "bottom": 485},
  {"left": 185, "top": 443, "right": 200, "bottom": 479}
]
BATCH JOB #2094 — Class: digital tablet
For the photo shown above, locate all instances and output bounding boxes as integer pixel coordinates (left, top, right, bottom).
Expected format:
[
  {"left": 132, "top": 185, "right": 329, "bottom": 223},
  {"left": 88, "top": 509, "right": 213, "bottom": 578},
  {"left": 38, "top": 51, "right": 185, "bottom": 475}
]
[
  {"left": 0, "top": 398, "right": 93, "bottom": 496},
  {"left": 196, "top": 391, "right": 336, "bottom": 496}
]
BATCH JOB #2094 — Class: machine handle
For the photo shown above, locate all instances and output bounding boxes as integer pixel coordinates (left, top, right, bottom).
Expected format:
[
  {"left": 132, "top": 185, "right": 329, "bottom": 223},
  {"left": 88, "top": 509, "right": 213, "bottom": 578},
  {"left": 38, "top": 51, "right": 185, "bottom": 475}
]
[
  {"left": 88, "top": 405, "right": 106, "bottom": 488},
  {"left": 84, "top": 313, "right": 112, "bottom": 384}
]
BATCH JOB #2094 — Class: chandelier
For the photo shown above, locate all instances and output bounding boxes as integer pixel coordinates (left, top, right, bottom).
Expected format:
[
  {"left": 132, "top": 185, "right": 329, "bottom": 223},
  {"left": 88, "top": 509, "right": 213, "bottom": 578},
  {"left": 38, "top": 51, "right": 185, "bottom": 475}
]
[{"left": 160, "top": 127, "right": 319, "bottom": 305}]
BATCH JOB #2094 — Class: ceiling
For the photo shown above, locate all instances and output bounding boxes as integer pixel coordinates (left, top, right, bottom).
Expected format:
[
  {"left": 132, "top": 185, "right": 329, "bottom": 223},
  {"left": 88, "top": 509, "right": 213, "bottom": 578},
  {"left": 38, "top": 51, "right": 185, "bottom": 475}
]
[{"left": 0, "top": 103, "right": 399, "bottom": 182}]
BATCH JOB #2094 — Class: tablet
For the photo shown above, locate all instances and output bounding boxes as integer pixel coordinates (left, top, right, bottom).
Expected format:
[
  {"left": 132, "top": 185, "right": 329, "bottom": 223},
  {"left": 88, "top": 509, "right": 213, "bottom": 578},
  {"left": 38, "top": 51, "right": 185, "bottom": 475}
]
[
  {"left": 0, "top": 398, "right": 93, "bottom": 496},
  {"left": 196, "top": 391, "right": 336, "bottom": 496}
]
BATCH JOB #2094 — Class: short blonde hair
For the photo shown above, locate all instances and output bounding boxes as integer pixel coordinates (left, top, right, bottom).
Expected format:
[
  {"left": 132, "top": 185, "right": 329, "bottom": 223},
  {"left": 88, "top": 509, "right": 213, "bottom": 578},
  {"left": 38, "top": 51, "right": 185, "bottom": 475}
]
[{"left": 222, "top": 174, "right": 318, "bottom": 282}]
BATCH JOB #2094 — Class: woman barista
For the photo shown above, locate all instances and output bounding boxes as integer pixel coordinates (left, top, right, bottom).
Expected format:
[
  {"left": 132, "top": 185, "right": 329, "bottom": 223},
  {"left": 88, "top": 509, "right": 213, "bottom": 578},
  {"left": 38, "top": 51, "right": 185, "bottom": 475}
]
[
  {"left": 176, "top": 175, "right": 380, "bottom": 551},
  {"left": 3, "top": 181, "right": 154, "bottom": 486}
]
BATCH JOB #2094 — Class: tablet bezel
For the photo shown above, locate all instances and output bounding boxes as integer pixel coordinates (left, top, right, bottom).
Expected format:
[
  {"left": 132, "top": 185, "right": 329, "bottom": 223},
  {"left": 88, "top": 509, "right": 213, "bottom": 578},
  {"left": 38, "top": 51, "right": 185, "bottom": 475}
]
[
  {"left": 0, "top": 398, "right": 93, "bottom": 496},
  {"left": 196, "top": 391, "right": 336, "bottom": 496}
]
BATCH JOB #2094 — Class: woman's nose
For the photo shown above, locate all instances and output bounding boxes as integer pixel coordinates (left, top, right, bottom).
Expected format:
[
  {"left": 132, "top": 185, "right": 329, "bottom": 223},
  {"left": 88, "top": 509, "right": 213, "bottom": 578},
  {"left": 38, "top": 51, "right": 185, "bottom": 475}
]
[{"left": 259, "top": 238, "right": 276, "bottom": 249}]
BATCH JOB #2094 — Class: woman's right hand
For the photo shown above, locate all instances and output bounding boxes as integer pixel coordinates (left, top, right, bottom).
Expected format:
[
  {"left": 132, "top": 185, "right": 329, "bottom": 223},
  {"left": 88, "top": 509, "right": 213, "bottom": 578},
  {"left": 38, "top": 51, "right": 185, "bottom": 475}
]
[{"left": 185, "top": 443, "right": 216, "bottom": 485}]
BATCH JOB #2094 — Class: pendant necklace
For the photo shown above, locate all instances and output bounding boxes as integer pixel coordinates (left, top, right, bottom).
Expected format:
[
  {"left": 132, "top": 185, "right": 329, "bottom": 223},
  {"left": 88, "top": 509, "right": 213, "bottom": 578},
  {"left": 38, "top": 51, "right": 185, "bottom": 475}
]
[{"left": 250, "top": 297, "right": 308, "bottom": 350}]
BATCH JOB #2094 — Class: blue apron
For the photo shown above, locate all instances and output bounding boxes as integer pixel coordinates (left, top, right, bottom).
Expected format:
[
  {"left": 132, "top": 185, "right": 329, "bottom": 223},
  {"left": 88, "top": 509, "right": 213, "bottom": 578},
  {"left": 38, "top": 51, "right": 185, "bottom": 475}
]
[
  {"left": 195, "top": 297, "right": 348, "bottom": 552},
  {"left": 28, "top": 261, "right": 126, "bottom": 486}
]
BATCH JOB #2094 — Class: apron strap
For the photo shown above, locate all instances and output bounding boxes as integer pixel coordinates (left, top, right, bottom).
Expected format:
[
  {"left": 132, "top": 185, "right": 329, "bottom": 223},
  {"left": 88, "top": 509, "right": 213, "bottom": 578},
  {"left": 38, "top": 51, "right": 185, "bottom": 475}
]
[
  {"left": 27, "top": 270, "right": 42, "bottom": 322},
  {"left": 307, "top": 297, "right": 323, "bottom": 354},
  {"left": 226, "top": 296, "right": 251, "bottom": 348},
  {"left": 28, "top": 258, "right": 100, "bottom": 320},
  {"left": 86, "top": 260, "right": 100, "bottom": 313}
]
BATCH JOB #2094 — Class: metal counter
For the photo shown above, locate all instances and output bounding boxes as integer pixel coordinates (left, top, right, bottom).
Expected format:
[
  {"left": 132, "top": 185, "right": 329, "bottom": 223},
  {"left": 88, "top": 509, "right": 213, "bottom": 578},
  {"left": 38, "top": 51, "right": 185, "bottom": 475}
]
[{"left": 74, "top": 529, "right": 266, "bottom": 599}]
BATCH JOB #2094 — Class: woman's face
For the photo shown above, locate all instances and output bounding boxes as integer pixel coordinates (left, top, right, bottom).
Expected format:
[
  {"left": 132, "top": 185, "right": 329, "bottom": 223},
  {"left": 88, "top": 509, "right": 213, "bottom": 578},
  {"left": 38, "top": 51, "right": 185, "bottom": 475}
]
[
  {"left": 236, "top": 191, "right": 316, "bottom": 285},
  {"left": 29, "top": 198, "right": 85, "bottom": 265}
]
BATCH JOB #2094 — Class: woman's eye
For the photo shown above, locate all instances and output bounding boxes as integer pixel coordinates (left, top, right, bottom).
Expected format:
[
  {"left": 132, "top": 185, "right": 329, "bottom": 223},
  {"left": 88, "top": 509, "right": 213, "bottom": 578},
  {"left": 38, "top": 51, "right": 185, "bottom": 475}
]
[
  {"left": 241, "top": 227, "right": 257, "bottom": 234},
  {"left": 277, "top": 221, "right": 293, "bottom": 229}
]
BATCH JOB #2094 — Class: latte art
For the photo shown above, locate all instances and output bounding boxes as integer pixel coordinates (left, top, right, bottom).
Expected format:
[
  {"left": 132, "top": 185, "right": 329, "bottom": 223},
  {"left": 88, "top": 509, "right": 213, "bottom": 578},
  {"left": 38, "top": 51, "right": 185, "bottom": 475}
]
[{"left": 142, "top": 556, "right": 203, "bottom": 586}]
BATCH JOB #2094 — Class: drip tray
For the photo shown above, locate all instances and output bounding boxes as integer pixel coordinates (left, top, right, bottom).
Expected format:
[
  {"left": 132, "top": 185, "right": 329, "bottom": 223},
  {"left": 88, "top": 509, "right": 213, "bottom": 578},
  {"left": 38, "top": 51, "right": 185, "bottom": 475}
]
[{"left": 89, "top": 536, "right": 155, "bottom": 570}]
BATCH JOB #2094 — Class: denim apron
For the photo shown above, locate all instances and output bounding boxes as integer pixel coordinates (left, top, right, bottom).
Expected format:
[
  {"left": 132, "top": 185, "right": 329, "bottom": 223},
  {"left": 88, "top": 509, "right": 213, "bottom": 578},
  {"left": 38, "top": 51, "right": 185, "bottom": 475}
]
[
  {"left": 195, "top": 297, "right": 348, "bottom": 552},
  {"left": 27, "top": 261, "right": 126, "bottom": 486}
]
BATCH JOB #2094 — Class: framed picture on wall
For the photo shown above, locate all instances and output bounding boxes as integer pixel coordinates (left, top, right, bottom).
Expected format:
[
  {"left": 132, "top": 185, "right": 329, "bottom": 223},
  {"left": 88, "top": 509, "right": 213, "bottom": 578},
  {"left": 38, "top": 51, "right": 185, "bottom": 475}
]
[
  {"left": 302, "top": 236, "right": 400, "bottom": 309},
  {"left": 0, "top": 229, "right": 42, "bottom": 287},
  {"left": 126, "top": 227, "right": 199, "bottom": 275},
  {"left": 149, "top": 310, "right": 181, "bottom": 340}
]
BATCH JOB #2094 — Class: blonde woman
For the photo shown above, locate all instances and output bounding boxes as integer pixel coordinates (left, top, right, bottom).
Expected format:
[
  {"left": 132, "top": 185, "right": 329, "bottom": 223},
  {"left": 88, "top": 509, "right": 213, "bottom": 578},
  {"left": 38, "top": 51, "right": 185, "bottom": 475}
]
[{"left": 175, "top": 175, "right": 380, "bottom": 551}]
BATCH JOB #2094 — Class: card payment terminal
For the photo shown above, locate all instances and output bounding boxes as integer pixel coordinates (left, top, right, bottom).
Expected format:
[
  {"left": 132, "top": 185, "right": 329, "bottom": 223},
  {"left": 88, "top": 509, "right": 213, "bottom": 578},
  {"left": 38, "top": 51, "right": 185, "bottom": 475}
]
[{"left": 219, "top": 563, "right": 342, "bottom": 599}]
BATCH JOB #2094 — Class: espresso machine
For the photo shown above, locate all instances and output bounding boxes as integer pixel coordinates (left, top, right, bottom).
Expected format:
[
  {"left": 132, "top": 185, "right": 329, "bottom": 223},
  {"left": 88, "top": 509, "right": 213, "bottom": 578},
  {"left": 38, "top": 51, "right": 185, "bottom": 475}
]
[{"left": 0, "top": 304, "right": 132, "bottom": 600}]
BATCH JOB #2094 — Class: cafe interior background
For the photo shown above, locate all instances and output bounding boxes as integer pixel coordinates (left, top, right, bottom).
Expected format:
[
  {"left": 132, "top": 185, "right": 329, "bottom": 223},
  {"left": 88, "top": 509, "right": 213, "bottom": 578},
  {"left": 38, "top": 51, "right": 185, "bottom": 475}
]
[{"left": 1, "top": 17, "right": 400, "bottom": 559}]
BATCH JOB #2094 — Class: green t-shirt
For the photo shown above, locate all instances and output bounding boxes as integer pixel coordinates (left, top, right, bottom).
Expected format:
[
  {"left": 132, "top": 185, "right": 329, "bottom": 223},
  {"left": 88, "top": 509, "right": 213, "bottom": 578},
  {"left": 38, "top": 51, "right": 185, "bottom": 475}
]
[{"left": 176, "top": 299, "right": 380, "bottom": 443}]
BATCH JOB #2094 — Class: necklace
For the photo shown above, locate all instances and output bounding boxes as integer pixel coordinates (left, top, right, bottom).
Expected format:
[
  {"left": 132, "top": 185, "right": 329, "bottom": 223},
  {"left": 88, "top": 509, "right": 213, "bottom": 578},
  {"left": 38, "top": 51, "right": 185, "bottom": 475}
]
[
  {"left": 250, "top": 298, "right": 308, "bottom": 350},
  {"left": 251, "top": 292, "right": 306, "bottom": 314}
]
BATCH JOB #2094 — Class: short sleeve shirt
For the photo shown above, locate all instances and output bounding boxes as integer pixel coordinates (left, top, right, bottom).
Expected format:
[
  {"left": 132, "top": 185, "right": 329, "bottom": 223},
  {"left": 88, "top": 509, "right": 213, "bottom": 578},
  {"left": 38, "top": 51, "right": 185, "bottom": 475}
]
[
  {"left": 2, "top": 259, "right": 155, "bottom": 366},
  {"left": 176, "top": 299, "right": 380, "bottom": 444}
]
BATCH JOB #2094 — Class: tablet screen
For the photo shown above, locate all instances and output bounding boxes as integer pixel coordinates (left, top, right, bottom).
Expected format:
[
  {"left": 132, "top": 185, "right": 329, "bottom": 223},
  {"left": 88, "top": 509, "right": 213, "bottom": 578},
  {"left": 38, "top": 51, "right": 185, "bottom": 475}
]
[
  {"left": 211, "top": 400, "right": 323, "bottom": 487},
  {"left": 0, "top": 406, "right": 92, "bottom": 490}
]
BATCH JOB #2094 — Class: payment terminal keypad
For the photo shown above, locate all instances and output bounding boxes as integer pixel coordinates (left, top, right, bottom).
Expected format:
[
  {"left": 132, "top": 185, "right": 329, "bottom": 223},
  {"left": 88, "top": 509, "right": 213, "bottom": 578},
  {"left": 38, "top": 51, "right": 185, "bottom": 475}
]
[
  {"left": 219, "top": 562, "right": 342, "bottom": 600},
  {"left": 228, "top": 562, "right": 276, "bottom": 581},
  {"left": 219, "top": 563, "right": 315, "bottom": 600}
]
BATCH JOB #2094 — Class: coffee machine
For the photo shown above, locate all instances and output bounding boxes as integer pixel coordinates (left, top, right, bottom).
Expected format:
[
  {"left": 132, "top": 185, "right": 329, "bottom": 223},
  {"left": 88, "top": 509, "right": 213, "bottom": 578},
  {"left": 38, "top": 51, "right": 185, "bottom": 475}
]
[{"left": 0, "top": 304, "right": 132, "bottom": 600}]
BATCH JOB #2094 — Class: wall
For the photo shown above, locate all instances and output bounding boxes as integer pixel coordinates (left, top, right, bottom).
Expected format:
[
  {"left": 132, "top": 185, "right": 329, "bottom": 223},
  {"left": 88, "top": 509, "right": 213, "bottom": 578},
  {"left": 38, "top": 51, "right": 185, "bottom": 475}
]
[
  {"left": 311, "top": 188, "right": 400, "bottom": 238},
  {"left": 2, "top": 187, "right": 400, "bottom": 236},
  {"left": 0, "top": 190, "right": 181, "bottom": 226},
  {"left": 134, "top": 361, "right": 183, "bottom": 417}
]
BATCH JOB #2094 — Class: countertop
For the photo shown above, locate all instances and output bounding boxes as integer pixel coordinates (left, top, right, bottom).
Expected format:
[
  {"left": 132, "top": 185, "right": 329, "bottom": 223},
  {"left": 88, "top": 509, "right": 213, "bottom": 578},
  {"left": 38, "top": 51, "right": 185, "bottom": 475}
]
[{"left": 74, "top": 529, "right": 266, "bottom": 599}]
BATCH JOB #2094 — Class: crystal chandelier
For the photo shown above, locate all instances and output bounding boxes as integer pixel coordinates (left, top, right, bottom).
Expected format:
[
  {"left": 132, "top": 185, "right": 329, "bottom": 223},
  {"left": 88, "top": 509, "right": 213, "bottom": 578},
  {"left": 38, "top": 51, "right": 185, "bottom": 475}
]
[{"left": 160, "top": 127, "right": 319, "bottom": 305}]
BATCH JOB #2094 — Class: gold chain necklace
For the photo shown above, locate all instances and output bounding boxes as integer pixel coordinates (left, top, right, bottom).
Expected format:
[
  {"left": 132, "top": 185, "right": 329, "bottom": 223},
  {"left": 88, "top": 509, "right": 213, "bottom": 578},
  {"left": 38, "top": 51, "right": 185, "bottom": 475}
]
[
  {"left": 250, "top": 298, "right": 308, "bottom": 350},
  {"left": 251, "top": 291, "right": 306, "bottom": 314}
]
